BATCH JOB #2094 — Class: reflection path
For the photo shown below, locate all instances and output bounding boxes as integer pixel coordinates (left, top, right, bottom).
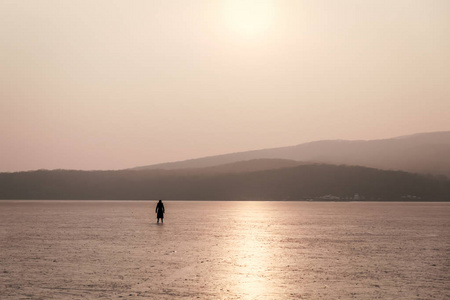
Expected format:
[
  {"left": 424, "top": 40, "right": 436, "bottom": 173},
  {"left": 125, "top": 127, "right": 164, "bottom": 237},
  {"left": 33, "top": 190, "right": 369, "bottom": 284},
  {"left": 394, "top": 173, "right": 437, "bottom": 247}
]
[
  {"left": 228, "top": 202, "right": 274, "bottom": 298},
  {"left": 216, "top": 201, "right": 302, "bottom": 299}
]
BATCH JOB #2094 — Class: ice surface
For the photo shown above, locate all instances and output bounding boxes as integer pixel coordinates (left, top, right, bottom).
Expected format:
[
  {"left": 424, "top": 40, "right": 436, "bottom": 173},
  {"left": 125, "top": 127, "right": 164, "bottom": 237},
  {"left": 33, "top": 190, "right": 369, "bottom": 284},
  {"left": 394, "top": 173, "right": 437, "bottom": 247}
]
[{"left": 0, "top": 201, "right": 449, "bottom": 299}]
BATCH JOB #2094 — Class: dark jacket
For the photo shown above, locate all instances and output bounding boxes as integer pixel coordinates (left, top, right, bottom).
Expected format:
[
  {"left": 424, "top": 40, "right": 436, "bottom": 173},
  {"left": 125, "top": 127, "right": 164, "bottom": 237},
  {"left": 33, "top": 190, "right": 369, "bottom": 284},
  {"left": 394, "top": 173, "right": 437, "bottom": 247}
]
[{"left": 156, "top": 202, "right": 165, "bottom": 218}]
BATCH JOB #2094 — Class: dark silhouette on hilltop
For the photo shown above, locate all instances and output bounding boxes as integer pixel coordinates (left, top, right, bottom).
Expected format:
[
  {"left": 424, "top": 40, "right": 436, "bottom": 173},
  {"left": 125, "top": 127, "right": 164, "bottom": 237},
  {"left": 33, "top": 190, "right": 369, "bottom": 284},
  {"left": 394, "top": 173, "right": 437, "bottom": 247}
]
[{"left": 155, "top": 200, "right": 165, "bottom": 223}]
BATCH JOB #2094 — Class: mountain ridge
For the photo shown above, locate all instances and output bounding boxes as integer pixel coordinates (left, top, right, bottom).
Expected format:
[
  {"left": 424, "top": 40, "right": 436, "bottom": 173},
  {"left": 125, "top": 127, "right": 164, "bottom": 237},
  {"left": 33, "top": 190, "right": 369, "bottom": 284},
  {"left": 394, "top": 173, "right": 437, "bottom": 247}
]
[{"left": 132, "top": 131, "right": 450, "bottom": 177}]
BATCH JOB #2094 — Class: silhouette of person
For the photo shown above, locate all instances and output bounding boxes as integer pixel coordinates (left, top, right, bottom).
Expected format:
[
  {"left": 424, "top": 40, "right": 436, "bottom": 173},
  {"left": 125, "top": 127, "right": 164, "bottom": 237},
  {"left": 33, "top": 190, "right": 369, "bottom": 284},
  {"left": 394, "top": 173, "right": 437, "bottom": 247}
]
[{"left": 155, "top": 200, "right": 165, "bottom": 223}]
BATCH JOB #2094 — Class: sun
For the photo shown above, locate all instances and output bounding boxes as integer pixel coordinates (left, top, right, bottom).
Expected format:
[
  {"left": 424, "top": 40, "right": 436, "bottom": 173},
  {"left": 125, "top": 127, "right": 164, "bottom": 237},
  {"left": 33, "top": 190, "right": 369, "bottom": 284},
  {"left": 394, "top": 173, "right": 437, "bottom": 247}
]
[{"left": 223, "top": 0, "right": 275, "bottom": 37}]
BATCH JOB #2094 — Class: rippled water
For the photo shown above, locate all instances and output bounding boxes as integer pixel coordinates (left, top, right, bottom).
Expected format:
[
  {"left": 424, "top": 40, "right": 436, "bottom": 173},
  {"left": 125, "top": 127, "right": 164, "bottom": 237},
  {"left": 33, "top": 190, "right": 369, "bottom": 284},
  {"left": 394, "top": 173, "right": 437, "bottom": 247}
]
[{"left": 1, "top": 201, "right": 449, "bottom": 299}]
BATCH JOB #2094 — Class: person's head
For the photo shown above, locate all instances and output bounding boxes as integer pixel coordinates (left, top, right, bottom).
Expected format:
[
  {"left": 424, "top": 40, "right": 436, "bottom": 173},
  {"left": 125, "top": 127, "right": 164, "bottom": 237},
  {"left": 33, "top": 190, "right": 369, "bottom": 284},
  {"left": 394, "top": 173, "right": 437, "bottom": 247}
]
[{"left": 159, "top": 200, "right": 162, "bottom": 203}]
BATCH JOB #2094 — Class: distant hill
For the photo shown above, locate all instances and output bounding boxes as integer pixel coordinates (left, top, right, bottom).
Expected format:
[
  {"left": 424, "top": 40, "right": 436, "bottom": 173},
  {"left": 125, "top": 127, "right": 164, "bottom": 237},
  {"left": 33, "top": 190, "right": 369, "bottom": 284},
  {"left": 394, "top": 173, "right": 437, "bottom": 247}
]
[
  {"left": 175, "top": 159, "right": 304, "bottom": 175},
  {"left": 133, "top": 131, "right": 450, "bottom": 177},
  {"left": 1, "top": 163, "right": 449, "bottom": 200}
]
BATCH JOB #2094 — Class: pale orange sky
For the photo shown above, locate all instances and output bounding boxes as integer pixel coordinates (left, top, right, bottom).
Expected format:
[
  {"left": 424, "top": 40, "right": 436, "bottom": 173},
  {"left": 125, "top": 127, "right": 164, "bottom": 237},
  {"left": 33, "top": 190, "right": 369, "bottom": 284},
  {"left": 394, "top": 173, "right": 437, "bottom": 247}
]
[{"left": 1, "top": 0, "right": 449, "bottom": 172}]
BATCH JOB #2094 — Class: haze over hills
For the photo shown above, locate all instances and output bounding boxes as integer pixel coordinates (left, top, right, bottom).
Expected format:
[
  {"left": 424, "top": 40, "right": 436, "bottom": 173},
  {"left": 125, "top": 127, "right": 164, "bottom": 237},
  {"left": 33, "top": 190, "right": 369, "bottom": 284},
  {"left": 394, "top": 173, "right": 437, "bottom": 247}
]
[
  {"left": 1, "top": 131, "right": 449, "bottom": 201},
  {"left": 133, "top": 131, "right": 450, "bottom": 177},
  {"left": 171, "top": 159, "right": 305, "bottom": 175}
]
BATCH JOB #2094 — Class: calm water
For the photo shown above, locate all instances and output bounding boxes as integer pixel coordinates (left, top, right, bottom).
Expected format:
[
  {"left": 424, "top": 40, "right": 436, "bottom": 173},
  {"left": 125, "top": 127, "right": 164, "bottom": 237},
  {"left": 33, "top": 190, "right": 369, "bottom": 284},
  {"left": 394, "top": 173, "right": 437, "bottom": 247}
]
[{"left": 1, "top": 201, "right": 449, "bottom": 299}]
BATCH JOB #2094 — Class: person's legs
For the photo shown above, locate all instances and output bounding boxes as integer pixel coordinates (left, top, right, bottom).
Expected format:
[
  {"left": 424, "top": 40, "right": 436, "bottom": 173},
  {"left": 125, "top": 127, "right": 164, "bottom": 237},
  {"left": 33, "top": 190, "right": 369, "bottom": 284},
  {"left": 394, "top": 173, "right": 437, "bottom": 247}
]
[
  {"left": 161, "top": 218, "right": 163, "bottom": 223},
  {"left": 157, "top": 218, "right": 159, "bottom": 223}
]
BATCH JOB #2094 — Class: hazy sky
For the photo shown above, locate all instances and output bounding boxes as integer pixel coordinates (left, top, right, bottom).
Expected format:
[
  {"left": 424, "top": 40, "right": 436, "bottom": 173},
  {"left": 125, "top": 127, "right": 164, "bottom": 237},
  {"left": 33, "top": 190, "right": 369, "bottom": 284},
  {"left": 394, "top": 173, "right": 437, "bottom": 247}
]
[{"left": 1, "top": 0, "right": 449, "bottom": 172}]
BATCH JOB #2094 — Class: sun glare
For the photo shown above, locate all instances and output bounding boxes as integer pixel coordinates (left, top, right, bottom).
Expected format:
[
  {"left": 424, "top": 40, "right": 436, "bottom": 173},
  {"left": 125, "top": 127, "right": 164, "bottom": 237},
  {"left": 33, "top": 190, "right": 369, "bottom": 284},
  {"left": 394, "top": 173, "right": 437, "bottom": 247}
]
[{"left": 223, "top": 0, "right": 275, "bottom": 37}]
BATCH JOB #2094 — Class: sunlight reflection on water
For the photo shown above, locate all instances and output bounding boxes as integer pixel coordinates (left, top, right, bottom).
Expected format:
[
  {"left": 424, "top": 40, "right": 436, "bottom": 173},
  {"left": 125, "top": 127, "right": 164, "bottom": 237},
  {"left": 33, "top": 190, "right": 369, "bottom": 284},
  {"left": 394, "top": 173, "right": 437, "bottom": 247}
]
[{"left": 226, "top": 202, "right": 280, "bottom": 298}]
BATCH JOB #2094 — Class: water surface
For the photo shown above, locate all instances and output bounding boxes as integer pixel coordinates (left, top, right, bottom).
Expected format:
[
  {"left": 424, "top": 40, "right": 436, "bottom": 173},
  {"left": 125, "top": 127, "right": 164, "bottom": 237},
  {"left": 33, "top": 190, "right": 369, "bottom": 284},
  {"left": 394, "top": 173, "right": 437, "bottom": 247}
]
[{"left": 1, "top": 201, "right": 448, "bottom": 299}]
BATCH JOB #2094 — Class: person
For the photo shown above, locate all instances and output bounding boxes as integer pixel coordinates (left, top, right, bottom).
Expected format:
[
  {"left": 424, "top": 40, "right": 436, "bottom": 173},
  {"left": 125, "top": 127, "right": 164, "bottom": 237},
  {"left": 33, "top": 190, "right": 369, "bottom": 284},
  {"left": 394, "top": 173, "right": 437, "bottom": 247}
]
[{"left": 155, "top": 200, "right": 165, "bottom": 223}]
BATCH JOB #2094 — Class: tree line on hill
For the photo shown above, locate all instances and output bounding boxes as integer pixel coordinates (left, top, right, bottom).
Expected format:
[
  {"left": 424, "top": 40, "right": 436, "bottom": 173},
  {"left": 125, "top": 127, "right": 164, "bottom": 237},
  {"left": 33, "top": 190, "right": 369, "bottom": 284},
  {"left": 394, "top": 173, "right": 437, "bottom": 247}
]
[{"left": 0, "top": 163, "right": 449, "bottom": 200}]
